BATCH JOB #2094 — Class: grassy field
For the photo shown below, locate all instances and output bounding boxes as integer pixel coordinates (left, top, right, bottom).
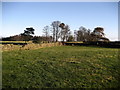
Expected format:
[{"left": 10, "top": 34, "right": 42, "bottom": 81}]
[{"left": 2, "top": 46, "right": 120, "bottom": 88}]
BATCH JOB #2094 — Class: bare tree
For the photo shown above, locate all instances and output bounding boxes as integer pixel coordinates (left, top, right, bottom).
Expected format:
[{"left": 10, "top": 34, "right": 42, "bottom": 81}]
[
  {"left": 43, "top": 25, "right": 50, "bottom": 41},
  {"left": 74, "top": 30, "right": 77, "bottom": 41},
  {"left": 67, "top": 35, "right": 74, "bottom": 42},
  {"left": 87, "top": 29, "right": 91, "bottom": 41},
  {"left": 75, "top": 26, "right": 91, "bottom": 42},
  {"left": 65, "top": 25, "right": 71, "bottom": 41},
  {"left": 59, "top": 23, "right": 70, "bottom": 42},
  {"left": 51, "top": 21, "right": 61, "bottom": 42}
]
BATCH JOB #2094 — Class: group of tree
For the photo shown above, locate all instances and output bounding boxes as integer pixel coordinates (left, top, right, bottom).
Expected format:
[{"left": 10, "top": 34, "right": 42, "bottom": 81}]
[
  {"left": 43, "top": 21, "right": 72, "bottom": 42},
  {"left": 74, "top": 26, "right": 91, "bottom": 41},
  {"left": 42, "top": 21, "right": 109, "bottom": 42},
  {"left": 74, "top": 26, "right": 109, "bottom": 42},
  {"left": 1, "top": 20, "right": 109, "bottom": 43}
]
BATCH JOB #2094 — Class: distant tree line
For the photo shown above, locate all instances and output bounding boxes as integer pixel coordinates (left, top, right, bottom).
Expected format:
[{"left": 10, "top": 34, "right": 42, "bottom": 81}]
[{"left": 1, "top": 20, "right": 109, "bottom": 43}]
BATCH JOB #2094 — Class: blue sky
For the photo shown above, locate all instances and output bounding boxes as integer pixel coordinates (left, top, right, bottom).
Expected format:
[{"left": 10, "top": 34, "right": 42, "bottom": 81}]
[{"left": 2, "top": 2, "right": 118, "bottom": 41}]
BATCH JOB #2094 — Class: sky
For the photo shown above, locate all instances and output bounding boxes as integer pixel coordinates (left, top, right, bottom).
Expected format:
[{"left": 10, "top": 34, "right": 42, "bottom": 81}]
[{"left": 1, "top": 2, "right": 118, "bottom": 41}]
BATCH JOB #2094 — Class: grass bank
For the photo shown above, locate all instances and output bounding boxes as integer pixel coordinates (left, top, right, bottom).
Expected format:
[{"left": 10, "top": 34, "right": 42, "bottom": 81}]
[{"left": 1, "top": 42, "right": 62, "bottom": 51}]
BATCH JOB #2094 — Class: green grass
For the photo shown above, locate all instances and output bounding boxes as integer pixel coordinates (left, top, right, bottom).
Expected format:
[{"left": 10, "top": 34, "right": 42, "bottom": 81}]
[{"left": 2, "top": 46, "right": 120, "bottom": 88}]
